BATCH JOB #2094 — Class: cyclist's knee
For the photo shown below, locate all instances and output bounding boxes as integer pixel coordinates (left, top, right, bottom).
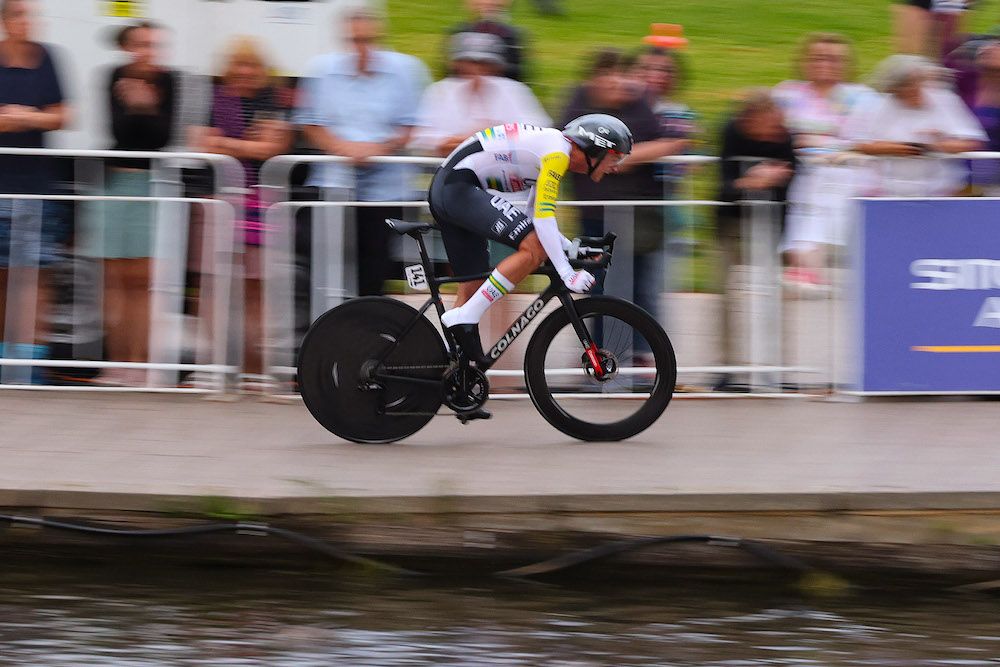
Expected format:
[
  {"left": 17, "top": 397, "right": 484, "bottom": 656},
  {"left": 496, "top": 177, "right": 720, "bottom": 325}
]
[{"left": 519, "top": 233, "right": 546, "bottom": 266}]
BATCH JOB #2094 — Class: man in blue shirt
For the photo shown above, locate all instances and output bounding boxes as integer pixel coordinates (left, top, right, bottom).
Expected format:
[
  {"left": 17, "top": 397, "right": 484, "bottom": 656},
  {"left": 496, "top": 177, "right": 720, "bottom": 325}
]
[{"left": 297, "top": 9, "right": 429, "bottom": 296}]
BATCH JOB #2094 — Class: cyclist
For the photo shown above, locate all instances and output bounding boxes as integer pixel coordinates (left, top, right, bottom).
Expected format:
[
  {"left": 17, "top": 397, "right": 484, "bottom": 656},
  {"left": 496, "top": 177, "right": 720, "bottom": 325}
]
[{"left": 429, "top": 113, "right": 633, "bottom": 365}]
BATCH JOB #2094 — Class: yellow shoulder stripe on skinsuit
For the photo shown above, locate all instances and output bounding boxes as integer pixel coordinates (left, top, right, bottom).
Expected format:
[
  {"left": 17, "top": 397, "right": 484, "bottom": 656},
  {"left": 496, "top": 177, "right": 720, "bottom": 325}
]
[{"left": 534, "top": 151, "right": 570, "bottom": 219}]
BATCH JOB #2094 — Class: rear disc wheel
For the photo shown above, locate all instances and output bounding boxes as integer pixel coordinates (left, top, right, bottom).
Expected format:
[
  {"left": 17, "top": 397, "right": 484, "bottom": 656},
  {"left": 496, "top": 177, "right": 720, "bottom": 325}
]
[{"left": 297, "top": 297, "right": 448, "bottom": 443}]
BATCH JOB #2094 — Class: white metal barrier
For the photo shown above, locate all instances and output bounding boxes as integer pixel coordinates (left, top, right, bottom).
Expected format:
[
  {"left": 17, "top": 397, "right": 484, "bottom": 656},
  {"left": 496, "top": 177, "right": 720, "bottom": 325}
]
[
  {"left": 0, "top": 149, "right": 245, "bottom": 392},
  {"left": 8, "top": 149, "right": 989, "bottom": 396}
]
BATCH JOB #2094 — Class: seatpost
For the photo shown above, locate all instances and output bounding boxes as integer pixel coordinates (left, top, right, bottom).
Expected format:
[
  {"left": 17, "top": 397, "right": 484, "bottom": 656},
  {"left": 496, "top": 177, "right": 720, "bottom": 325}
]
[{"left": 412, "top": 232, "right": 447, "bottom": 319}]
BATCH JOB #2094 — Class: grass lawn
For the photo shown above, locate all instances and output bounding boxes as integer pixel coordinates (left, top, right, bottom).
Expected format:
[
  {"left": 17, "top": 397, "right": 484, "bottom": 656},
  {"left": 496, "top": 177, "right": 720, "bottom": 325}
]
[
  {"left": 388, "top": 0, "right": 998, "bottom": 130},
  {"left": 385, "top": 0, "right": 999, "bottom": 292}
]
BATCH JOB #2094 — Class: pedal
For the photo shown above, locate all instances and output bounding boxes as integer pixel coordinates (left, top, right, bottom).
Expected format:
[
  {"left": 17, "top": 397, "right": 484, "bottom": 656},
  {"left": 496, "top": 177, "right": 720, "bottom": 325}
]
[{"left": 456, "top": 407, "right": 492, "bottom": 424}]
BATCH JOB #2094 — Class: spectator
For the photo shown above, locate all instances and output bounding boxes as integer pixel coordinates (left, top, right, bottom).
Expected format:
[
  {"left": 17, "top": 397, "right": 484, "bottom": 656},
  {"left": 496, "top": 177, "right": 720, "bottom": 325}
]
[
  {"left": 82, "top": 21, "right": 175, "bottom": 387},
  {"left": 449, "top": 0, "right": 526, "bottom": 82},
  {"left": 0, "top": 0, "right": 69, "bottom": 383},
  {"left": 969, "top": 42, "right": 1000, "bottom": 191},
  {"left": 772, "top": 33, "right": 871, "bottom": 285},
  {"left": 843, "top": 54, "right": 985, "bottom": 197},
  {"left": 411, "top": 31, "right": 549, "bottom": 157},
  {"left": 188, "top": 36, "right": 292, "bottom": 391},
  {"left": 635, "top": 46, "right": 697, "bottom": 156},
  {"left": 296, "top": 8, "right": 428, "bottom": 297},
  {"left": 559, "top": 48, "right": 689, "bottom": 362},
  {"left": 893, "top": 0, "right": 971, "bottom": 59},
  {"left": 632, "top": 46, "right": 699, "bottom": 254},
  {"left": 715, "top": 90, "right": 796, "bottom": 392}
]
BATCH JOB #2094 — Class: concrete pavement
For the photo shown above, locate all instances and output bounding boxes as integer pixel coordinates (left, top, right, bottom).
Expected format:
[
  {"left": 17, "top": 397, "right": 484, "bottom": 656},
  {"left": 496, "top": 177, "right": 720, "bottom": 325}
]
[
  {"left": 3, "top": 393, "right": 999, "bottom": 573},
  {"left": 2, "top": 392, "right": 998, "bottom": 502}
]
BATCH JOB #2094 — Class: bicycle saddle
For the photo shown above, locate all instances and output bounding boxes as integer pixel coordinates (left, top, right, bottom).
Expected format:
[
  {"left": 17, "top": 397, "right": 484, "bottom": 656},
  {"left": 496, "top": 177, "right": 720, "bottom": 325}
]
[{"left": 385, "top": 218, "right": 434, "bottom": 236}]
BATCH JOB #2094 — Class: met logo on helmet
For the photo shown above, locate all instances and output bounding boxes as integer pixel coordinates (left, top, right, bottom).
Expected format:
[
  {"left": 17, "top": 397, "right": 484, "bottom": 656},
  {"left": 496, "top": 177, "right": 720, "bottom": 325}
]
[{"left": 576, "top": 126, "right": 616, "bottom": 149}]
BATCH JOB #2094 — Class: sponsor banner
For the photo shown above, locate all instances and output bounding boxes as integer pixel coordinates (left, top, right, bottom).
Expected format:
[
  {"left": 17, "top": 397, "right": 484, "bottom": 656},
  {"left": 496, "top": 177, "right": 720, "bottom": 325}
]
[{"left": 859, "top": 199, "right": 1000, "bottom": 392}]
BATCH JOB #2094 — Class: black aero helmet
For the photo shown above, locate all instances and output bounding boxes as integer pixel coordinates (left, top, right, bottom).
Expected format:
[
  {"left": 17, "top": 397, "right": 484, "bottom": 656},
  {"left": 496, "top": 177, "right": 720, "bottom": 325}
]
[{"left": 562, "top": 114, "right": 634, "bottom": 175}]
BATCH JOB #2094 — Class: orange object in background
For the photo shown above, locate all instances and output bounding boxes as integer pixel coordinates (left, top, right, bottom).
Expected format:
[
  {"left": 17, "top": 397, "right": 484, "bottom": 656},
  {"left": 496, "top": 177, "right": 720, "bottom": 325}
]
[{"left": 642, "top": 23, "right": 689, "bottom": 50}]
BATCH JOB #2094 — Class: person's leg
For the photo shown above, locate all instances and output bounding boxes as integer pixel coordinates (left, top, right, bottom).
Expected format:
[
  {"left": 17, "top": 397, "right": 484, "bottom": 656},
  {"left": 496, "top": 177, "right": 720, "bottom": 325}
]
[
  {"left": 100, "top": 260, "right": 127, "bottom": 382},
  {"left": 893, "top": 1, "right": 932, "bottom": 55},
  {"left": 716, "top": 216, "right": 742, "bottom": 389},
  {"left": 0, "top": 268, "right": 6, "bottom": 344},
  {"left": 355, "top": 206, "right": 394, "bottom": 297},
  {"left": 243, "top": 264, "right": 264, "bottom": 373},
  {"left": 122, "top": 258, "right": 151, "bottom": 384},
  {"left": 32, "top": 268, "right": 50, "bottom": 344},
  {"left": 441, "top": 232, "right": 545, "bottom": 328},
  {"left": 430, "top": 171, "right": 547, "bottom": 348},
  {"left": 632, "top": 249, "right": 664, "bottom": 360},
  {"left": 453, "top": 281, "right": 479, "bottom": 309}
]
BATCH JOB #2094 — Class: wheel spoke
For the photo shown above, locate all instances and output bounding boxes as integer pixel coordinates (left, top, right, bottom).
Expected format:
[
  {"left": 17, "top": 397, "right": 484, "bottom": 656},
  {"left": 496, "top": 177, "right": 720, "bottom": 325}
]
[{"left": 531, "top": 305, "right": 674, "bottom": 431}]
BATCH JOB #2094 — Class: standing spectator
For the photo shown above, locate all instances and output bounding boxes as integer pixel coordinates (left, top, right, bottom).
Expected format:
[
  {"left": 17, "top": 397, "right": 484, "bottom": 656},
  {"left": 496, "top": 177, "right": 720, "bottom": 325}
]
[
  {"left": 296, "top": 8, "right": 428, "bottom": 297},
  {"left": 448, "top": 0, "right": 526, "bottom": 82},
  {"left": 714, "top": 90, "right": 796, "bottom": 392},
  {"left": 893, "top": 0, "right": 971, "bottom": 59},
  {"left": 411, "top": 31, "right": 549, "bottom": 157},
  {"left": 188, "top": 36, "right": 292, "bottom": 391},
  {"left": 633, "top": 46, "right": 699, "bottom": 260},
  {"left": 0, "top": 0, "right": 69, "bottom": 383},
  {"left": 559, "top": 48, "right": 689, "bottom": 362},
  {"left": 843, "top": 54, "right": 985, "bottom": 197},
  {"left": 82, "top": 21, "right": 175, "bottom": 386},
  {"left": 968, "top": 42, "right": 1000, "bottom": 191},
  {"left": 772, "top": 33, "right": 871, "bottom": 285},
  {"left": 635, "top": 46, "right": 697, "bottom": 160}
]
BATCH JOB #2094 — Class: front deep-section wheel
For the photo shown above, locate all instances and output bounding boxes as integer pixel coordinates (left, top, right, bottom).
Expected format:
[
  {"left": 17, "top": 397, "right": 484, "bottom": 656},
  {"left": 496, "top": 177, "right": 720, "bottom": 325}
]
[
  {"left": 523, "top": 296, "right": 676, "bottom": 441},
  {"left": 297, "top": 297, "right": 448, "bottom": 443}
]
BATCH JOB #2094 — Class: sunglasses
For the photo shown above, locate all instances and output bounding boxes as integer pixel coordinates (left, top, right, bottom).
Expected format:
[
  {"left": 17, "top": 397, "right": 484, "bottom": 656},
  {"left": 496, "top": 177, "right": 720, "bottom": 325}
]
[{"left": 606, "top": 150, "right": 628, "bottom": 166}]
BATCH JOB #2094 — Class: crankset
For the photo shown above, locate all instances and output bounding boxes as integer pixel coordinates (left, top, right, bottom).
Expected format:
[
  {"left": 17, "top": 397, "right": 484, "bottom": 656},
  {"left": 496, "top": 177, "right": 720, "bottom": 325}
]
[{"left": 442, "top": 365, "right": 490, "bottom": 414}]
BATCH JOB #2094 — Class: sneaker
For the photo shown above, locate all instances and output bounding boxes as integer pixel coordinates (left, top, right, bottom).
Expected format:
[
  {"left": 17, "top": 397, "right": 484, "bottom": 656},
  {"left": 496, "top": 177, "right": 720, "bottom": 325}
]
[
  {"left": 94, "top": 368, "right": 129, "bottom": 387},
  {"left": 179, "top": 370, "right": 224, "bottom": 390},
  {"left": 782, "top": 267, "right": 831, "bottom": 299},
  {"left": 712, "top": 373, "right": 749, "bottom": 393},
  {"left": 121, "top": 368, "right": 148, "bottom": 388},
  {"left": 238, "top": 373, "right": 278, "bottom": 395}
]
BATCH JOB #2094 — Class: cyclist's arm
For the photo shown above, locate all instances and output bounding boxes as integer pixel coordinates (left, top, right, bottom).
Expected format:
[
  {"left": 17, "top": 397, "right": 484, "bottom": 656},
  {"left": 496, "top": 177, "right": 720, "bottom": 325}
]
[{"left": 532, "top": 151, "right": 574, "bottom": 278}]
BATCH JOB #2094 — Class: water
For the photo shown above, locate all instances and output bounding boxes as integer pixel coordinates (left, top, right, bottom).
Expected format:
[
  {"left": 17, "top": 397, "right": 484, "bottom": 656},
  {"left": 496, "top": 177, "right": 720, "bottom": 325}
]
[{"left": 1, "top": 556, "right": 999, "bottom": 666}]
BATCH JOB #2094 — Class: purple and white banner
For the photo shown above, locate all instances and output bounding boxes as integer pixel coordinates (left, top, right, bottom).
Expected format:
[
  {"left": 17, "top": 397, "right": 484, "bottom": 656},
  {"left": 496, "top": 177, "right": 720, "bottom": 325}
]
[{"left": 859, "top": 199, "right": 1000, "bottom": 393}]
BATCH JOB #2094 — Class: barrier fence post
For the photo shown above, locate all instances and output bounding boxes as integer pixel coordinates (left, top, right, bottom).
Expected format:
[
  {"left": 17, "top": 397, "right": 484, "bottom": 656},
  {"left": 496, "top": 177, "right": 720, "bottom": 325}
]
[
  {"left": 0, "top": 148, "right": 244, "bottom": 392},
  {"left": 148, "top": 157, "right": 189, "bottom": 388}
]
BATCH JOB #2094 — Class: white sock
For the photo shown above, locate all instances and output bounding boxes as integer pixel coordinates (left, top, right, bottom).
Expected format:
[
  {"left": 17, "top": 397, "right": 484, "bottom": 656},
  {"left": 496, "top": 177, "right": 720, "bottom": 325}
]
[{"left": 441, "top": 269, "right": 515, "bottom": 327}]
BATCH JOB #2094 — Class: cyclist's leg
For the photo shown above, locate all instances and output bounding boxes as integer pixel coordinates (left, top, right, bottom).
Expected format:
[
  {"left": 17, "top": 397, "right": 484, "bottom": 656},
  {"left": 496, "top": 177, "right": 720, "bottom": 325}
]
[
  {"left": 452, "top": 229, "right": 546, "bottom": 308},
  {"left": 431, "top": 171, "right": 534, "bottom": 324},
  {"left": 495, "top": 231, "right": 546, "bottom": 284},
  {"left": 429, "top": 171, "right": 541, "bottom": 362},
  {"left": 429, "top": 168, "right": 490, "bottom": 310}
]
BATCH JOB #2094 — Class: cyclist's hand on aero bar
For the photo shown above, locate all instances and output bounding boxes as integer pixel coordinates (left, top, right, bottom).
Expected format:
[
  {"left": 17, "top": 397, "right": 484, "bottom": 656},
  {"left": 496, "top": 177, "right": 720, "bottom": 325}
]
[{"left": 562, "top": 269, "right": 596, "bottom": 294}]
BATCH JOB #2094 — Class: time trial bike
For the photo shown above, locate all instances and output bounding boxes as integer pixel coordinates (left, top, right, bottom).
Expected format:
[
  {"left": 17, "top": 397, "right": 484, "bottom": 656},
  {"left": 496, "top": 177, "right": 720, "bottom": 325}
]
[{"left": 297, "top": 219, "right": 676, "bottom": 443}]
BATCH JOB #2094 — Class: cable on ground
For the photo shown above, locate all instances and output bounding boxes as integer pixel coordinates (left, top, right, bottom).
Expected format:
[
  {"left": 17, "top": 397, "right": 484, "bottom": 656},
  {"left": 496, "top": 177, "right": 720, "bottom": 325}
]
[{"left": 1, "top": 514, "right": 816, "bottom": 581}]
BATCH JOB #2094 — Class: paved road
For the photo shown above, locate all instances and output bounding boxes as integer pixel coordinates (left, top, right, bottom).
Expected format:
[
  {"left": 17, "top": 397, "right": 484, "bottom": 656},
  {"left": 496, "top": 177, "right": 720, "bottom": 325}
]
[{"left": 2, "top": 393, "right": 998, "bottom": 507}]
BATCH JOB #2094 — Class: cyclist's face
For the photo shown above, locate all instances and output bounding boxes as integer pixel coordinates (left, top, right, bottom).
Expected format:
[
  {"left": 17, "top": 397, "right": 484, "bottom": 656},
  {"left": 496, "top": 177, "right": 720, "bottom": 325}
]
[{"left": 589, "top": 152, "right": 623, "bottom": 182}]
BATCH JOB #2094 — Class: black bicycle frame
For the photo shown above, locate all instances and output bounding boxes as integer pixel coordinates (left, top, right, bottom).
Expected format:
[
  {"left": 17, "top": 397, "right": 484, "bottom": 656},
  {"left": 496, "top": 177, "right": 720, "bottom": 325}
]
[{"left": 373, "top": 231, "right": 600, "bottom": 379}]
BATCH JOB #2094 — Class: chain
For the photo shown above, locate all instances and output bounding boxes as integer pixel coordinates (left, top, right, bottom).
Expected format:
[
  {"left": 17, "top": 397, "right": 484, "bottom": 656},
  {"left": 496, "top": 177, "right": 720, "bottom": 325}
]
[{"left": 383, "top": 364, "right": 450, "bottom": 371}]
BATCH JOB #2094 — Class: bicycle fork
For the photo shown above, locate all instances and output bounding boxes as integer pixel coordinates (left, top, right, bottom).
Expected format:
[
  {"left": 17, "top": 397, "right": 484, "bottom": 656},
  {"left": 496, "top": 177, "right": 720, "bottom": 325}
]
[{"left": 557, "top": 292, "right": 607, "bottom": 380}]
